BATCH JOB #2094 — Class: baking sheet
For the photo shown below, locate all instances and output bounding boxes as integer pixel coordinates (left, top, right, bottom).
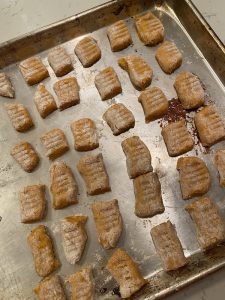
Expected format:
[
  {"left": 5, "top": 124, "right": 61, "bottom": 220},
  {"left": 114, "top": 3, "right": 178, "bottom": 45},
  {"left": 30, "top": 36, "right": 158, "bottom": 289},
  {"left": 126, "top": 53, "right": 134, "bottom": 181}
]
[{"left": 1, "top": 0, "right": 225, "bottom": 299}]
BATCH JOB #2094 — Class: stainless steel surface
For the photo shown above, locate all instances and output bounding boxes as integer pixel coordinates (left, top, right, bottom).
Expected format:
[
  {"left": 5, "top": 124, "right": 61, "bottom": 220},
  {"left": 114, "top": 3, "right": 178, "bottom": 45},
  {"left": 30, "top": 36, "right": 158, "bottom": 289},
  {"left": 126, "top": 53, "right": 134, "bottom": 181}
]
[{"left": 0, "top": 0, "right": 225, "bottom": 299}]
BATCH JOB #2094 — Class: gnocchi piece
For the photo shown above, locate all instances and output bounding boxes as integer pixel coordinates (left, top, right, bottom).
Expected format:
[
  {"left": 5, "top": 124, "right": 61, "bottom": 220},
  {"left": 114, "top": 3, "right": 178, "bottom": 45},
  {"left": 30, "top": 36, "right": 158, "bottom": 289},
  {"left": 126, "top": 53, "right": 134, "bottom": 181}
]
[
  {"left": 94, "top": 67, "right": 122, "bottom": 100},
  {"left": 50, "top": 161, "right": 78, "bottom": 209},
  {"left": 27, "top": 225, "right": 60, "bottom": 277},
  {"left": 177, "top": 156, "right": 211, "bottom": 200},
  {"left": 19, "top": 56, "right": 49, "bottom": 85},
  {"left": 194, "top": 105, "right": 225, "bottom": 147},
  {"left": 74, "top": 36, "right": 101, "bottom": 67},
  {"left": 121, "top": 136, "right": 152, "bottom": 179},
  {"left": 118, "top": 55, "right": 153, "bottom": 90},
  {"left": 107, "top": 20, "right": 132, "bottom": 51},
  {"left": 48, "top": 46, "right": 73, "bottom": 76},
  {"left": 107, "top": 248, "right": 146, "bottom": 298},
  {"left": 19, "top": 184, "right": 46, "bottom": 223},
  {"left": 161, "top": 120, "right": 194, "bottom": 157},
  {"left": 5, "top": 103, "right": 33, "bottom": 132},
  {"left": 92, "top": 199, "right": 123, "bottom": 249},
  {"left": 155, "top": 41, "right": 182, "bottom": 74},
  {"left": 186, "top": 197, "right": 225, "bottom": 250},
  {"left": 41, "top": 128, "right": 69, "bottom": 160},
  {"left": 61, "top": 215, "right": 88, "bottom": 264},
  {"left": 135, "top": 12, "right": 164, "bottom": 46},
  {"left": 174, "top": 72, "right": 204, "bottom": 109},
  {"left": 77, "top": 153, "right": 111, "bottom": 195},
  {"left": 150, "top": 221, "right": 187, "bottom": 271},
  {"left": 138, "top": 87, "right": 168, "bottom": 122},
  {"left": 53, "top": 77, "right": 80, "bottom": 111},
  {"left": 34, "top": 275, "right": 66, "bottom": 300},
  {"left": 11, "top": 141, "right": 39, "bottom": 172},
  {"left": 70, "top": 118, "right": 99, "bottom": 151},
  {"left": 34, "top": 83, "right": 57, "bottom": 118},
  {"left": 0, "top": 72, "right": 15, "bottom": 98},
  {"left": 103, "top": 103, "right": 135, "bottom": 135},
  {"left": 133, "top": 172, "right": 165, "bottom": 218},
  {"left": 68, "top": 266, "right": 94, "bottom": 300}
]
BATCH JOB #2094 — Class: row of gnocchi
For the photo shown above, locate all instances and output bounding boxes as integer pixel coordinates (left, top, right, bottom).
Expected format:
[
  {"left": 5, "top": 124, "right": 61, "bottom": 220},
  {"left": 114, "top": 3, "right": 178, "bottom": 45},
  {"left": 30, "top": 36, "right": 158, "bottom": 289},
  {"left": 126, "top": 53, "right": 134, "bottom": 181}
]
[
  {"left": 32, "top": 238, "right": 146, "bottom": 299},
  {"left": 17, "top": 130, "right": 225, "bottom": 220},
  {"left": 0, "top": 12, "right": 175, "bottom": 91},
  {"left": 3, "top": 65, "right": 225, "bottom": 156},
  {"left": 2, "top": 56, "right": 182, "bottom": 121},
  {"left": 29, "top": 196, "right": 225, "bottom": 299},
  {"left": 1, "top": 47, "right": 182, "bottom": 111},
  {"left": 8, "top": 101, "right": 225, "bottom": 178}
]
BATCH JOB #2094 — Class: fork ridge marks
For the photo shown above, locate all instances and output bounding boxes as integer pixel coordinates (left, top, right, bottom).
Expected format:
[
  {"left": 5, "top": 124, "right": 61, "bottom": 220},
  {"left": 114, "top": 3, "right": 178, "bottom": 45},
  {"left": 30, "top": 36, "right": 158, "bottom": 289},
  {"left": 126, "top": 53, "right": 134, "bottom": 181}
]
[
  {"left": 61, "top": 215, "right": 88, "bottom": 264},
  {"left": 155, "top": 41, "right": 182, "bottom": 74},
  {"left": 34, "top": 275, "right": 66, "bottom": 300},
  {"left": 27, "top": 225, "right": 60, "bottom": 277},
  {"left": 161, "top": 120, "right": 194, "bottom": 157},
  {"left": 194, "top": 105, "right": 225, "bottom": 147},
  {"left": 92, "top": 199, "right": 123, "bottom": 249},
  {"left": 5, "top": 102, "right": 34, "bottom": 132},
  {"left": 174, "top": 71, "right": 204, "bottom": 109},
  {"left": 68, "top": 266, "right": 94, "bottom": 300},
  {"left": 107, "top": 248, "right": 146, "bottom": 298},
  {"left": 133, "top": 172, "right": 165, "bottom": 218},
  {"left": 50, "top": 161, "right": 78, "bottom": 209},
  {"left": 135, "top": 12, "right": 164, "bottom": 46},
  {"left": 48, "top": 46, "right": 73, "bottom": 77},
  {"left": 103, "top": 103, "right": 135, "bottom": 135},
  {"left": 75, "top": 36, "right": 101, "bottom": 67},
  {"left": 11, "top": 141, "right": 39, "bottom": 172},
  {"left": 70, "top": 118, "right": 99, "bottom": 151},
  {"left": 185, "top": 197, "right": 225, "bottom": 250},
  {"left": 53, "top": 77, "right": 80, "bottom": 111},
  {"left": 77, "top": 153, "right": 111, "bottom": 195},
  {"left": 121, "top": 136, "right": 153, "bottom": 179},
  {"left": 19, "top": 56, "right": 49, "bottom": 86},
  {"left": 34, "top": 83, "right": 57, "bottom": 118},
  {"left": 150, "top": 221, "right": 187, "bottom": 271},
  {"left": 138, "top": 87, "right": 168, "bottom": 122},
  {"left": 41, "top": 128, "right": 69, "bottom": 160},
  {"left": 214, "top": 149, "right": 225, "bottom": 187},
  {"left": 118, "top": 54, "right": 153, "bottom": 90},
  {"left": 177, "top": 156, "right": 211, "bottom": 200},
  {"left": 19, "top": 184, "right": 46, "bottom": 223},
  {"left": 94, "top": 66, "right": 122, "bottom": 100},
  {"left": 107, "top": 20, "right": 132, "bottom": 52},
  {"left": 0, "top": 72, "right": 15, "bottom": 98}
]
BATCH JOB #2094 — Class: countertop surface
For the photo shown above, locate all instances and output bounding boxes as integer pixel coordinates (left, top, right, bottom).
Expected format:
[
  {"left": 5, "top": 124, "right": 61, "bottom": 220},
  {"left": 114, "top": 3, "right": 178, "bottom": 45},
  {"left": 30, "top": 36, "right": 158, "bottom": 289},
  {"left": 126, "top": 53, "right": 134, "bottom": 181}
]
[{"left": 0, "top": 1, "right": 225, "bottom": 299}]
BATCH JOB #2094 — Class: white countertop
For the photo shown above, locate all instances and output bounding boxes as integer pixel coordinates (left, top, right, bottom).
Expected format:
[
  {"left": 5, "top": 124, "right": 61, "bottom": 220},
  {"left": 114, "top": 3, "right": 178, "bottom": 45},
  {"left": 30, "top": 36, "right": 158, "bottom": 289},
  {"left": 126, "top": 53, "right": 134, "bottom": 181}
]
[{"left": 1, "top": 1, "right": 224, "bottom": 299}]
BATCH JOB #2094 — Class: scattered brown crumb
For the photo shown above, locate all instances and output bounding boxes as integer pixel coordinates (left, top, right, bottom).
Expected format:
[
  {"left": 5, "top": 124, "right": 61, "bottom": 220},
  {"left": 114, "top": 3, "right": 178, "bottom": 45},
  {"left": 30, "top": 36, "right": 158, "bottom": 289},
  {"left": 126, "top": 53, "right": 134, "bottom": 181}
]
[{"left": 158, "top": 98, "right": 186, "bottom": 126}]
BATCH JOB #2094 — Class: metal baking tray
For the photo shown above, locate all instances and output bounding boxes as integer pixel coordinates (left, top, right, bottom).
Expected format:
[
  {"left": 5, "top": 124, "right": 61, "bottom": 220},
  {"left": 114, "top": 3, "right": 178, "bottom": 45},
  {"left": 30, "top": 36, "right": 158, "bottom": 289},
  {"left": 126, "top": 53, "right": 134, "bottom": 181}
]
[{"left": 1, "top": 0, "right": 225, "bottom": 299}]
